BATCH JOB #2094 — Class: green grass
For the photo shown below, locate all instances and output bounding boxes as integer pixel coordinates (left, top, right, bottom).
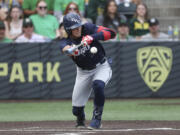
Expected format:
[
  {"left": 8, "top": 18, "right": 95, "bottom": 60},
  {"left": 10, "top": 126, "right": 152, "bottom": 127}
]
[
  {"left": 0, "top": 99, "right": 180, "bottom": 122},
  {"left": 103, "top": 99, "right": 180, "bottom": 121}
]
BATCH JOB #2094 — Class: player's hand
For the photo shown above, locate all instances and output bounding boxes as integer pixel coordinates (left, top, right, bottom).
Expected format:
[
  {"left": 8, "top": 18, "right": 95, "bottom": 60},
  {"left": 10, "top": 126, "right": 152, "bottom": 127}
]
[
  {"left": 64, "top": 45, "right": 80, "bottom": 56},
  {"left": 81, "top": 35, "right": 93, "bottom": 46},
  {"left": 71, "top": 45, "right": 80, "bottom": 56},
  {"left": 72, "top": 49, "right": 80, "bottom": 56}
]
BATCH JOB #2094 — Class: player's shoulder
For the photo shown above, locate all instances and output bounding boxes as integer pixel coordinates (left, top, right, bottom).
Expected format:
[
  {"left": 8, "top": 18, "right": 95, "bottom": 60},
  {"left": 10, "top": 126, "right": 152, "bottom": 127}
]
[
  {"left": 59, "top": 37, "right": 71, "bottom": 44},
  {"left": 83, "top": 23, "right": 97, "bottom": 29},
  {"left": 58, "top": 38, "right": 68, "bottom": 50},
  {"left": 83, "top": 23, "right": 97, "bottom": 34},
  {"left": 58, "top": 37, "right": 72, "bottom": 50}
]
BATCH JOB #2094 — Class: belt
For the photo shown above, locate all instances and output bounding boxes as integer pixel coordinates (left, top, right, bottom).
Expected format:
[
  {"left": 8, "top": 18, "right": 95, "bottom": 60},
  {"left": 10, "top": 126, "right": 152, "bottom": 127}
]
[{"left": 81, "top": 58, "right": 106, "bottom": 70}]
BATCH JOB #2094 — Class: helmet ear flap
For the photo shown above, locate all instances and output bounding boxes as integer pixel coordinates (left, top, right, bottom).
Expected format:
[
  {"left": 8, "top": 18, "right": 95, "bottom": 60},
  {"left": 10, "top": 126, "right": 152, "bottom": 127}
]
[{"left": 64, "top": 28, "right": 71, "bottom": 35}]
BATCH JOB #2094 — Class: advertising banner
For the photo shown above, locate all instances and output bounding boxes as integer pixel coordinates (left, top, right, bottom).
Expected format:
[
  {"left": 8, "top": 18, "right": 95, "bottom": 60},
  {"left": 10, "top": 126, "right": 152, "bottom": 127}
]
[{"left": 0, "top": 41, "right": 179, "bottom": 99}]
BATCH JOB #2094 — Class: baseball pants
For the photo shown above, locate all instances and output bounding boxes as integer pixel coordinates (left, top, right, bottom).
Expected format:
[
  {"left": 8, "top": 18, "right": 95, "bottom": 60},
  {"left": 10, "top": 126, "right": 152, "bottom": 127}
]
[{"left": 72, "top": 60, "right": 112, "bottom": 106}]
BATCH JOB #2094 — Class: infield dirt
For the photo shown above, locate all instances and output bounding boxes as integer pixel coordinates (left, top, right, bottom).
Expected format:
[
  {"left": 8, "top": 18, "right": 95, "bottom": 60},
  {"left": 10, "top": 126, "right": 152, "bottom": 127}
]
[{"left": 0, "top": 120, "right": 180, "bottom": 135}]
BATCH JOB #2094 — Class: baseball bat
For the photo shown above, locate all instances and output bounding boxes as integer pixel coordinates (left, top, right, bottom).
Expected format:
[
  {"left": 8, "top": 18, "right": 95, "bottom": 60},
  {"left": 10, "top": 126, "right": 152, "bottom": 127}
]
[{"left": 65, "top": 43, "right": 83, "bottom": 54}]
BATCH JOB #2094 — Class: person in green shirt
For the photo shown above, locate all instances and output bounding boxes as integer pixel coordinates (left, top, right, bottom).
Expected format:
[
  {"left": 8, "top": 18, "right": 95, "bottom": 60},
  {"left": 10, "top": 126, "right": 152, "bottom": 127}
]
[
  {"left": 30, "top": 0, "right": 59, "bottom": 39},
  {"left": 0, "top": 21, "right": 12, "bottom": 43},
  {"left": 53, "top": 0, "right": 84, "bottom": 20},
  {"left": 22, "top": 0, "right": 54, "bottom": 17}
]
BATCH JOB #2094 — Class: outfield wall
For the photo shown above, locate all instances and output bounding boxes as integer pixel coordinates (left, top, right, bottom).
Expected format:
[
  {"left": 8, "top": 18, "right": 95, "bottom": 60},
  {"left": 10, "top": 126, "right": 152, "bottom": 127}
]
[{"left": 0, "top": 41, "right": 180, "bottom": 99}]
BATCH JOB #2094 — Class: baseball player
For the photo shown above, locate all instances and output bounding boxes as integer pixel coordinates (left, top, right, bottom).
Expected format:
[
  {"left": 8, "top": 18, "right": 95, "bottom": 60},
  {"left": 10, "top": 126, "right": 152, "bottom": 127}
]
[{"left": 59, "top": 12, "right": 116, "bottom": 129}]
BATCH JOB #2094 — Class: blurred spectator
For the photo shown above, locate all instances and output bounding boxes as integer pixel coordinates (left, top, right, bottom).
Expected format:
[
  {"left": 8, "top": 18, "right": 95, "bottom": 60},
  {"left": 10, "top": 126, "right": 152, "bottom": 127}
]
[
  {"left": 4, "top": 5, "right": 23, "bottom": 40},
  {"left": 118, "top": 0, "right": 136, "bottom": 22},
  {"left": 96, "top": 0, "right": 126, "bottom": 32},
  {"left": 53, "top": 22, "right": 67, "bottom": 41},
  {"left": 0, "top": 0, "right": 20, "bottom": 10},
  {"left": 17, "top": 0, "right": 23, "bottom": 5},
  {"left": 116, "top": 19, "right": 134, "bottom": 41},
  {"left": 57, "top": 2, "right": 90, "bottom": 41},
  {"left": 84, "top": 0, "right": 89, "bottom": 17},
  {"left": 59, "top": 2, "right": 90, "bottom": 24},
  {"left": 115, "top": 0, "right": 125, "bottom": 6},
  {"left": 22, "top": 0, "right": 54, "bottom": 17},
  {"left": 131, "top": 0, "right": 141, "bottom": 5},
  {"left": 15, "top": 18, "right": 46, "bottom": 42},
  {"left": 141, "top": 18, "right": 169, "bottom": 41},
  {"left": 54, "top": 0, "right": 84, "bottom": 21},
  {"left": 0, "top": 6, "right": 8, "bottom": 21},
  {"left": 0, "top": 21, "right": 12, "bottom": 42},
  {"left": 0, "top": 0, "right": 20, "bottom": 21},
  {"left": 87, "top": 0, "right": 107, "bottom": 23},
  {"left": 30, "top": 0, "right": 59, "bottom": 39},
  {"left": 129, "top": 3, "right": 149, "bottom": 39},
  {"left": 115, "top": 0, "right": 141, "bottom": 5}
]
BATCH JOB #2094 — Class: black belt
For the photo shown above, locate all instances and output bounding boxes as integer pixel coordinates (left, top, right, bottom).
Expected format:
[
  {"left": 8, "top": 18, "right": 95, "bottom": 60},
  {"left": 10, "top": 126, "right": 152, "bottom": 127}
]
[{"left": 80, "top": 58, "right": 106, "bottom": 70}]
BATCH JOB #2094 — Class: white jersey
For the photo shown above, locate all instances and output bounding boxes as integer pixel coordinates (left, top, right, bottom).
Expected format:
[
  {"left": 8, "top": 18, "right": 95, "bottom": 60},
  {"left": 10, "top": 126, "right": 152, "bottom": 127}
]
[{"left": 15, "top": 33, "right": 46, "bottom": 43}]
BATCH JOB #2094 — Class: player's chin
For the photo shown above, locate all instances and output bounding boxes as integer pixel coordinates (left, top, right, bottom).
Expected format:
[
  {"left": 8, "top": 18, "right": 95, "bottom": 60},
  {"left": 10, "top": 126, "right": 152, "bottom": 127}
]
[
  {"left": 72, "top": 32, "right": 82, "bottom": 39},
  {"left": 76, "top": 33, "right": 81, "bottom": 38}
]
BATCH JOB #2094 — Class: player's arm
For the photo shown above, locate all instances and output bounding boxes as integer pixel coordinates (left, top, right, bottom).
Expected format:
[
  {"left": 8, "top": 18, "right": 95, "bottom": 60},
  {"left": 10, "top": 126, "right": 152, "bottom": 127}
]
[
  {"left": 62, "top": 45, "right": 71, "bottom": 53},
  {"left": 62, "top": 45, "right": 79, "bottom": 56},
  {"left": 81, "top": 24, "right": 116, "bottom": 46},
  {"left": 59, "top": 38, "right": 79, "bottom": 56},
  {"left": 92, "top": 25, "right": 116, "bottom": 41}
]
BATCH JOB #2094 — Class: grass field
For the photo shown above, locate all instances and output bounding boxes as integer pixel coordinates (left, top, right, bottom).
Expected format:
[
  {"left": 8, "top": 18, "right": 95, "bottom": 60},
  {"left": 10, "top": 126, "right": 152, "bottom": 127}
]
[{"left": 1, "top": 99, "right": 180, "bottom": 122}]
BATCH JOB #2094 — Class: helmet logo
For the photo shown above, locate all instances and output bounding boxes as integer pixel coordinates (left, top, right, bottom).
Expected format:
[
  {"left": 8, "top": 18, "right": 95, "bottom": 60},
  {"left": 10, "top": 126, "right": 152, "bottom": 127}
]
[{"left": 71, "top": 18, "right": 81, "bottom": 23}]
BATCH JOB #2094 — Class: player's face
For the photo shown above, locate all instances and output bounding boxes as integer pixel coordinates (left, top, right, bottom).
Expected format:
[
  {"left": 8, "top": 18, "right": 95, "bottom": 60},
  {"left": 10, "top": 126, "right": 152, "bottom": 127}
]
[{"left": 71, "top": 26, "right": 82, "bottom": 38}]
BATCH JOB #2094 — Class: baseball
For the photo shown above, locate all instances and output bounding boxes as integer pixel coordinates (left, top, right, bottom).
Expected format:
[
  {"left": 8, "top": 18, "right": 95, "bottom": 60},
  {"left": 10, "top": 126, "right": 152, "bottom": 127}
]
[{"left": 90, "top": 47, "right": 97, "bottom": 54}]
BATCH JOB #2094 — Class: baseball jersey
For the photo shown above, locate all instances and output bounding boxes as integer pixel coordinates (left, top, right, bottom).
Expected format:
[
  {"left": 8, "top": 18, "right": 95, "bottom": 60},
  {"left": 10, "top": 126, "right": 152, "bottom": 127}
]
[{"left": 59, "top": 23, "right": 116, "bottom": 69}]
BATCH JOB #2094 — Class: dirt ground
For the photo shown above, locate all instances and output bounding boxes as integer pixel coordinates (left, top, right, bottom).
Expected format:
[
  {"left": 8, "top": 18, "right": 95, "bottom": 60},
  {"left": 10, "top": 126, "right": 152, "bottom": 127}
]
[{"left": 0, "top": 120, "right": 180, "bottom": 135}]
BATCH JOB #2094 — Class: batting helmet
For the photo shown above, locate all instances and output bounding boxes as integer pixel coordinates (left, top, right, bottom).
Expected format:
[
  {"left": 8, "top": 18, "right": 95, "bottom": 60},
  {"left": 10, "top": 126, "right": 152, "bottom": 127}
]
[{"left": 63, "top": 13, "right": 83, "bottom": 35}]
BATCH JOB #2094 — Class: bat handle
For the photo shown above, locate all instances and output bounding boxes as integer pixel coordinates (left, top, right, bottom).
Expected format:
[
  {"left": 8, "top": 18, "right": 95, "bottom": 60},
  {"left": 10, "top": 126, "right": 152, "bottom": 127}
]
[{"left": 64, "top": 43, "right": 83, "bottom": 55}]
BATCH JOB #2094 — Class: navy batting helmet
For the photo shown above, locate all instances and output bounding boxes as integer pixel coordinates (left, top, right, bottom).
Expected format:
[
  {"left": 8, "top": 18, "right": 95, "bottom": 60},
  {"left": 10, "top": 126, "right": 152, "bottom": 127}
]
[{"left": 63, "top": 13, "right": 83, "bottom": 35}]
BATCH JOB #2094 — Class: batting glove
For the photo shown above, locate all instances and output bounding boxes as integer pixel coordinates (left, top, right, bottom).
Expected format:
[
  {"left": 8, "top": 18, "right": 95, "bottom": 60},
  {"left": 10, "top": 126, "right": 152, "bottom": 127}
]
[
  {"left": 81, "top": 35, "right": 93, "bottom": 46},
  {"left": 73, "top": 50, "right": 80, "bottom": 56},
  {"left": 65, "top": 46, "right": 80, "bottom": 56}
]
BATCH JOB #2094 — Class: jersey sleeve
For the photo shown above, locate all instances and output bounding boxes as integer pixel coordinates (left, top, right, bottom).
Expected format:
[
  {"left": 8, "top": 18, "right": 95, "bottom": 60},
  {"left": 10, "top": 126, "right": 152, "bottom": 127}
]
[{"left": 85, "top": 23, "right": 116, "bottom": 41}]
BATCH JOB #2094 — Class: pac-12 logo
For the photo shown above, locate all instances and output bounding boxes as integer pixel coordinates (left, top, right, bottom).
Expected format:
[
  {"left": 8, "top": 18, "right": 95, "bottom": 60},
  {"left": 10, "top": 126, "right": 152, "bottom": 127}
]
[{"left": 137, "top": 46, "right": 173, "bottom": 92}]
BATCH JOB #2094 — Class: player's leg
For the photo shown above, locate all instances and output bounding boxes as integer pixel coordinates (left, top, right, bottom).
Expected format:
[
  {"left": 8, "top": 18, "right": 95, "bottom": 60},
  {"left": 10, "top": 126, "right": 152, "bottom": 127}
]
[
  {"left": 72, "top": 67, "right": 93, "bottom": 128},
  {"left": 72, "top": 106, "right": 86, "bottom": 128},
  {"left": 89, "top": 61, "right": 112, "bottom": 129}
]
